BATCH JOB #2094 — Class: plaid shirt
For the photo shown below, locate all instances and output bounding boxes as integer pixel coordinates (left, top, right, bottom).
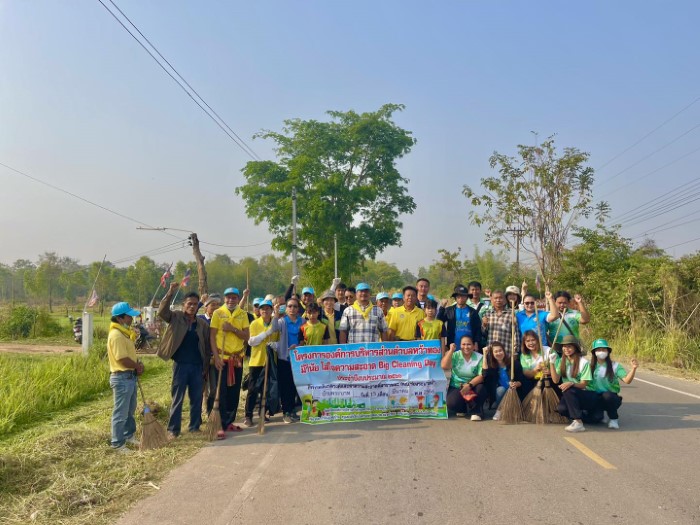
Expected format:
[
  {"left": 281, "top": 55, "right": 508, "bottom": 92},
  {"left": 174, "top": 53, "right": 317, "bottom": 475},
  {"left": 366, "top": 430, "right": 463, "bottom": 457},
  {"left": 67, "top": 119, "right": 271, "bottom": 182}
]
[
  {"left": 339, "top": 303, "right": 388, "bottom": 344},
  {"left": 483, "top": 308, "right": 521, "bottom": 355}
]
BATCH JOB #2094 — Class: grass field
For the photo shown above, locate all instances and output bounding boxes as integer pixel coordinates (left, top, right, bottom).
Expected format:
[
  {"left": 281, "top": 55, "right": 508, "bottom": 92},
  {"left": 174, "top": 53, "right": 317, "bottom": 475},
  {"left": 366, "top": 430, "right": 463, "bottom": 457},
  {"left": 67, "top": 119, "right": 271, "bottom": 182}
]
[{"left": 0, "top": 348, "right": 210, "bottom": 525}]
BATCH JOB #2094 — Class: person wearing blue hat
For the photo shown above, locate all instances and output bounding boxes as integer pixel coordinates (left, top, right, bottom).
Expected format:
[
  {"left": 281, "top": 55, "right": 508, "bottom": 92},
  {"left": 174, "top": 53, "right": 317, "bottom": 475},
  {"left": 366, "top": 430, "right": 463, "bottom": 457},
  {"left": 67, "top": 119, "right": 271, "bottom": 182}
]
[
  {"left": 107, "top": 301, "right": 143, "bottom": 452},
  {"left": 284, "top": 275, "right": 317, "bottom": 316},
  {"left": 339, "top": 282, "right": 389, "bottom": 344},
  {"left": 391, "top": 292, "right": 403, "bottom": 309},
  {"left": 252, "top": 297, "right": 264, "bottom": 320},
  {"left": 376, "top": 292, "right": 390, "bottom": 317},
  {"left": 244, "top": 299, "right": 279, "bottom": 427},
  {"left": 209, "top": 286, "right": 250, "bottom": 434}
]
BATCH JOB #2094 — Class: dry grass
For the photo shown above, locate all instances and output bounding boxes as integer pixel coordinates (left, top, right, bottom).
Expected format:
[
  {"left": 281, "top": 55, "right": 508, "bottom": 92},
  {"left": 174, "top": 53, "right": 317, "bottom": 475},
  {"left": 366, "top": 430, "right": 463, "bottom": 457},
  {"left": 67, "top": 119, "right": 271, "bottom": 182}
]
[{"left": 0, "top": 355, "right": 208, "bottom": 525}]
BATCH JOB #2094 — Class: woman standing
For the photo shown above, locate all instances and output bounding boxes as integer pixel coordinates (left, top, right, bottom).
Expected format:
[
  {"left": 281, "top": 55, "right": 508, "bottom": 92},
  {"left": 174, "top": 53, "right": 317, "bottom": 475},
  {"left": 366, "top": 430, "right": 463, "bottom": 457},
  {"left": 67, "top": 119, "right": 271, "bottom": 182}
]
[
  {"left": 549, "top": 335, "right": 593, "bottom": 432},
  {"left": 587, "top": 339, "right": 638, "bottom": 429},
  {"left": 441, "top": 335, "right": 486, "bottom": 421}
]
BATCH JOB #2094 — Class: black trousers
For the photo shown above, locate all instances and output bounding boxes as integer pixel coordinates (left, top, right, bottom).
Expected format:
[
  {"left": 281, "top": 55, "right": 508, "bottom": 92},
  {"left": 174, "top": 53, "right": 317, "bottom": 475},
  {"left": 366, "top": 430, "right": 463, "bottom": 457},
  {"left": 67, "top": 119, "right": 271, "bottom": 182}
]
[
  {"left": 207, "top": 362, "right": 243, "bottom": 429},
  {"left": 446, "top": 385, "right": 486, "bottom": 417},
  {"left": 556, "top": 388, "right": 599, "bottom": 421},
  {"left": 244, "top": 366, "right": 265, "bottom": 418},
  {"left": 277, "top": 359, "right": 297, "bottom": 415}
]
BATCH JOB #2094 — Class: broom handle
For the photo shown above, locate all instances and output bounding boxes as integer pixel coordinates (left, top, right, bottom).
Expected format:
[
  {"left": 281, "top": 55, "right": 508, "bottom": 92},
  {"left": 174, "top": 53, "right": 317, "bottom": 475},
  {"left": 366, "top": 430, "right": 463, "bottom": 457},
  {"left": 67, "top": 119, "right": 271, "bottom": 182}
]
[
  {"left": 510, "top": 300, "right": 516, "bottom": 381},
  {"left": 258, "top": 352, "right": 270, "bottom": 435},
  {"left": 213, "top": 331, "right": 226, "bottom": 405},
  {"left": 137, "top": 377, "right": 147, "bottom": 405}
]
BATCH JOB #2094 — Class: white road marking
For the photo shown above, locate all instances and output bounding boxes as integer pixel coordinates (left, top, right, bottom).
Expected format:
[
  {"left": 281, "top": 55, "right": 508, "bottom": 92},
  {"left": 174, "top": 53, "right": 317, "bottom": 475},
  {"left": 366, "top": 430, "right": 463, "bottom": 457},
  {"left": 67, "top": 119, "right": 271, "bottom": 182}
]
[{"left": 636, "top": 377, "right": 700, "bottom": 400}]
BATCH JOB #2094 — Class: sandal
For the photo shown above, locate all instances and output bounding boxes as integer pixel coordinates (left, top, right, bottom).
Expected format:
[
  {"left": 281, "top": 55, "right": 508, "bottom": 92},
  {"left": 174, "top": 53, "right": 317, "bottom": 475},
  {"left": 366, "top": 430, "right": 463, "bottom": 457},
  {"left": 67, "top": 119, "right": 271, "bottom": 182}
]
[
  {"left": 226, "top": 424, "right": 243, "bottom": 432},
  {"left": 216, "top": 430, "right": 226, "bottom": 440}
]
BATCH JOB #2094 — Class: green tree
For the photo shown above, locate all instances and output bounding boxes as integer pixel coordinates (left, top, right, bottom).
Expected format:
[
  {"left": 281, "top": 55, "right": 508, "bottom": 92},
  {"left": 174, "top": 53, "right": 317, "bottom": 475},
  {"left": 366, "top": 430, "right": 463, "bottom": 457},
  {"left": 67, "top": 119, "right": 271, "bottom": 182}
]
[
  {"left": 25, "top": 252, "right": 64, "bottom": 312},
  {"left": 463, "top": 136, "right": 606, "bottom": 286},
  {"left": 236, "top": 104, "right": 417, "bottom": 288},
  {"left": 356, "top": 260, "right": 404, "bottom": 291}
]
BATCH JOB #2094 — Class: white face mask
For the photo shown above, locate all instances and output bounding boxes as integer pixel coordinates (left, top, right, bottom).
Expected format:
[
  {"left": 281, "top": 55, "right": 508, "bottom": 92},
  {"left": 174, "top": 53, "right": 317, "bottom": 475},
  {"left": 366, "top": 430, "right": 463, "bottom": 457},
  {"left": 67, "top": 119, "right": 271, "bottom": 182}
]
[{"left": 595, "top": 350, "right": 609, "bottom": 360}]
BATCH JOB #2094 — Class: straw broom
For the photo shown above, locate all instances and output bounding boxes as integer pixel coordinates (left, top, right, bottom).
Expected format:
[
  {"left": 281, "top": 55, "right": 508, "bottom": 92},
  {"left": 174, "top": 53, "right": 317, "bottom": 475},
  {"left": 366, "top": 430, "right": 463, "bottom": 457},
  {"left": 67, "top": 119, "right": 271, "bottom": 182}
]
[
  {"left": 258, "top": 354, "right": 270, "bottom": 435},
  {"left": 206, "top": 365, "right": 224, "bottom": 440},
  {"left": 541, "top": 309, "right": 569, "bottom": 424},
  {"left": 498, "top": 301, "right": 523, "bottom": 424},
  {"left": 523, "top": 294, "right": 547, "bottom": 423},
  {"left": 137, "top": 378, "right": 169, "bottom": 450}
]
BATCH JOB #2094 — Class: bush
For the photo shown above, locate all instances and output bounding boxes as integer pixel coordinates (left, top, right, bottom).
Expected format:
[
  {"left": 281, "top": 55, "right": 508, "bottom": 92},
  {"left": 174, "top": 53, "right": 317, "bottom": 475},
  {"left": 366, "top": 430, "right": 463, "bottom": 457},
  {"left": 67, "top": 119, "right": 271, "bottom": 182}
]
[
  {"left": 0, "top": 305, "right": 62, "bottom": 339},
  {"left": 0, "top": 305, "right": 36, "bottom": 339}
]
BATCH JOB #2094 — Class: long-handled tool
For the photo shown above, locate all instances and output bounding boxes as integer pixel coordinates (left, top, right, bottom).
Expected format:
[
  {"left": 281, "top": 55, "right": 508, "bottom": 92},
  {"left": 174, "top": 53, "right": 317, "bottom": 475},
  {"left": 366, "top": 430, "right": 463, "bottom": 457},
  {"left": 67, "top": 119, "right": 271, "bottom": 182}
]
[{"left": 498, "top": 301, "right": 523, "bottom": 424}]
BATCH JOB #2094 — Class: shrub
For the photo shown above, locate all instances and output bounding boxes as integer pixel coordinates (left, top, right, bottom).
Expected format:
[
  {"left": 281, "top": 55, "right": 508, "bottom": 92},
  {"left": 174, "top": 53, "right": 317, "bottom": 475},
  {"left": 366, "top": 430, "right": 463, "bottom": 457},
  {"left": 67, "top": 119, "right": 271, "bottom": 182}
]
[{"left": 0, "top": 305, "right": 36, "bottom": 339}]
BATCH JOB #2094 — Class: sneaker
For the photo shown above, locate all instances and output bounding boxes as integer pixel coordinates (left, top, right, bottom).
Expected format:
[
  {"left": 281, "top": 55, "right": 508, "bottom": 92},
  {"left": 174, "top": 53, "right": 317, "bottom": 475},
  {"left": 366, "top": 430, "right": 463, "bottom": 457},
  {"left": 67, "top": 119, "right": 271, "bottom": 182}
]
[
  {"left": 608, "top": 419, "right": 620, "bottom": 430},
  {"left": 264, "top": 414, "right": 271, "bottom": 423},
  {"left": 125, "top": 436, "right": 141, "bottom": 447},
  {"left": 470, "top": 414, "right": 482, "bottom": 421},
  {"left": 282, "top": 414, "right": 294, "bottom": 424},
  {"left": 290, "top": 413, "right": 300, "bottom": 421},
  {"left": 243, "top": 417, "right": 254, "bottom": 428},
  {"left": 167, "top": 432, "right": 178, "bottom": 441},
  {"left": 113, "top": 444, "right": 132, "bottom": 454},
  {"left": 492, "top": 410, "right": 501, "bottom": 421},
  {"left": 565, "top": 420, "right": 585, "bottom": 433}
]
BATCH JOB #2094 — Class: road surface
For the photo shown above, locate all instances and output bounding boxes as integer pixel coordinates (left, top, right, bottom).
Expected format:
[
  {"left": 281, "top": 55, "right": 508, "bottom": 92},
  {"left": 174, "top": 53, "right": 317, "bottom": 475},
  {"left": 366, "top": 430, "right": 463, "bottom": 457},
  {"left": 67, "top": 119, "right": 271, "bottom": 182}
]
[{"left": 117, "top": 370, "right": 700, "bottom": 525}]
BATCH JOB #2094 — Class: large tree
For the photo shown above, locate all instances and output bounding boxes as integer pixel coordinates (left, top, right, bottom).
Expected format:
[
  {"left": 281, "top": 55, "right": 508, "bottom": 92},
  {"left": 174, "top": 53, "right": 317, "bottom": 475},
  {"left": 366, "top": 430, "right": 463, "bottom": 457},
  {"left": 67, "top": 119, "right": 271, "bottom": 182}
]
[
  {"left": 463, "top": 136, "right": 606, "bottom": 286},
  {"left": 236, "top": 104, "right": 417, "bottom": 288}
]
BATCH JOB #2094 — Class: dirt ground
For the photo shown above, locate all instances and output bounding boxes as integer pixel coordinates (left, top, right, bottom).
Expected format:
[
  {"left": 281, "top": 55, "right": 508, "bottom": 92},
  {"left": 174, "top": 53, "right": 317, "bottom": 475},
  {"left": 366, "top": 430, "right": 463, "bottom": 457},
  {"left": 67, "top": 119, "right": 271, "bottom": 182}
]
[{"left": 0, "top": 342, "right": 81, "bottom": 354}]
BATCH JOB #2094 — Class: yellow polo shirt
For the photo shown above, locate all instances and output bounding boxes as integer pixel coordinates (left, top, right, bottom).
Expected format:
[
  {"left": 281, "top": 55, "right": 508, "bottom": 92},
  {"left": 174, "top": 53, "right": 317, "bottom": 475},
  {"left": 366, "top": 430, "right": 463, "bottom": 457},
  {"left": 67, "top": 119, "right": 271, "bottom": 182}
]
[
  {"left": 388, "top": 306, "right": 425, "bottom": 341},
  {"left": 210, "top": 305, "right": 250, "bottom": 356},
  {"left": 248, "top": 317, "right": 278, "bottom": 367},
  {"left": 107, "top": 326, "right": 137, "bottom": 372}
]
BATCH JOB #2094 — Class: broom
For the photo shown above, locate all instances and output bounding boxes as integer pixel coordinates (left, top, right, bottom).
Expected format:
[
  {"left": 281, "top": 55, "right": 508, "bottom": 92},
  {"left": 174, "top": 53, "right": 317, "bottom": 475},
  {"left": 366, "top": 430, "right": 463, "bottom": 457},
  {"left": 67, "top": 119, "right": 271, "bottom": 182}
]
[
  {"left": 258, "top": 355, "right": 270, "bottom": 435},
  {"left": 523, "top": 291, "right": 547, "bottom": 423},
  {"left": 137, "top": 378, "right": 169, "bottom": 450},
  {"left": 540, "top": 310, "right": 568, "bottom": 424},
  {"left": 206, "top": 365, "right": 224, "bottom": 440},
  {"left": 498, "top": 301, "right": 523, "bottom": 424}
]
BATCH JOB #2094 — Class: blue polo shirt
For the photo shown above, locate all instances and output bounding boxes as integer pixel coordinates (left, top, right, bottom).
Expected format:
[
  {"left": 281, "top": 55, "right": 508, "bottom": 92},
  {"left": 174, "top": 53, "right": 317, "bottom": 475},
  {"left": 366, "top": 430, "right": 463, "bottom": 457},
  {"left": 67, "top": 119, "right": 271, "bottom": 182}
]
[{"left": 515, "top": 310, "right": 549, "bottom": 345}]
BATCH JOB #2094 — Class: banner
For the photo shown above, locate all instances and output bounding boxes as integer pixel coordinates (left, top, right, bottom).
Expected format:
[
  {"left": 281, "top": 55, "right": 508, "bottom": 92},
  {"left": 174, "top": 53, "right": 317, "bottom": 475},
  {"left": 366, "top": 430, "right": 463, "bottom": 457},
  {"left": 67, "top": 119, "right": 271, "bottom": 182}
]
[{"left": 290, "top": 340, "right": 448, "bottom": 424}]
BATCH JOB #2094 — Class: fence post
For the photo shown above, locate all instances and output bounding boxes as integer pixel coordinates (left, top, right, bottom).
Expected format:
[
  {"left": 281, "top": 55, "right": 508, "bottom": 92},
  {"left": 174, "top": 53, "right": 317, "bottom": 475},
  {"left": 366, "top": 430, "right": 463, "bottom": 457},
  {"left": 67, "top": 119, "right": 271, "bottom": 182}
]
[{"left": 82, "top": 312, "right": 93, "bottom": 356}]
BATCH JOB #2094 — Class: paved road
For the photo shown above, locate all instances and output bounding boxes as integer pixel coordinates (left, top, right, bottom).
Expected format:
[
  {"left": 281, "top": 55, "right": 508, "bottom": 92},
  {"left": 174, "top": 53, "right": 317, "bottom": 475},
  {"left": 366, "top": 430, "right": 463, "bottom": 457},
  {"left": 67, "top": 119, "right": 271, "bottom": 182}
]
[{"left": 117, "top": 371, "right": 700, "bottom": 525}]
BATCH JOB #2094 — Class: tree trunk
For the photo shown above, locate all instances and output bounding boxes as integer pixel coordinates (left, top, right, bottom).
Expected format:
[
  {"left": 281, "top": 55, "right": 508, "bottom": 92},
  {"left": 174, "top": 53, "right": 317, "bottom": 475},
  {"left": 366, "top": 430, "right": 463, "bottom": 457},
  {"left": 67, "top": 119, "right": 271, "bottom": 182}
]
[{"left": 191, "top": 233, "right": 208, "bottom": 295}]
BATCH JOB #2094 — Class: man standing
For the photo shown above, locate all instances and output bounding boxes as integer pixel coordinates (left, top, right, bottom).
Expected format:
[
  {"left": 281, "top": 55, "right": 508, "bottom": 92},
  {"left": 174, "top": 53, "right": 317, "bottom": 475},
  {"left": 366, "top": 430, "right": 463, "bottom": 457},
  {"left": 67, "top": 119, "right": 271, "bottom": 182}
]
[
  {"left": 209, "top": 287, "right": 250, "bottom": 433},
  {"left": 339, "top": 283, "right": 388, "bottom": 343},
  {"left": 439, "top": 285, "right": 482, "bottom": 351},
  {"left": 516, "top": 294, "right": 549, "bottom": 345},
  {"left": 466, "top": 281, "right": 491, "bottom": 318},
  {"left": 108, "top": 301, "right": 144, "bottom": 452},
  {"left": 387, "top": 285, "right": 425, "bottom": 341},
  {"left": 158, "top": 282, "right": 214, "bottom": 438},
  {"left": 244, "top": 299, "right": 277, "bottom": 427},
  {"left": 546, "top": 290, "right": 590, "bottom": 345},
  {"left": 416, "top": 278, "right": 431, "bottom": 309},
  {"left": 482, "top": 290, "right": 520, "bottom": 355}
]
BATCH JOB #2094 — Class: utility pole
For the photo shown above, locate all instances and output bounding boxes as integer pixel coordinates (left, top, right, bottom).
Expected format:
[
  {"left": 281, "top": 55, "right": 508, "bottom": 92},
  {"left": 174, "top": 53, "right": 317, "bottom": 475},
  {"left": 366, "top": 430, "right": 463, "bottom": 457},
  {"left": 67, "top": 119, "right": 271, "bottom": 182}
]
[
  {"left": 506, "top": 228, "right": 526, "bottom": 276},
  {"left": 292, "top": 188, "right": 298, "bottom": 279}
]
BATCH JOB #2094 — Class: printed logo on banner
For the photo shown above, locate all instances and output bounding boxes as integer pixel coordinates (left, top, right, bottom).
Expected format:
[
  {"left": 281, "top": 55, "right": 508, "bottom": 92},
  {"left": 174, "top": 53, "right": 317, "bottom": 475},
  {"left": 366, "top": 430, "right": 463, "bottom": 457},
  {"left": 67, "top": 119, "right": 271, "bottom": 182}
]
[{"left": 290, "top": 340, "right": 448, "bottom": 424}]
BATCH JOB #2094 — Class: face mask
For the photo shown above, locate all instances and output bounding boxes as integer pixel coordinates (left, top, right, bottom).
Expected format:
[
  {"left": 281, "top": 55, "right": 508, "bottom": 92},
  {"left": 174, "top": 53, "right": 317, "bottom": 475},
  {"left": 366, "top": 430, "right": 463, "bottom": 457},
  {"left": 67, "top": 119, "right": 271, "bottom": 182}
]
[{"left": 595, "top": 350, "right": 609, "bottom": 360}]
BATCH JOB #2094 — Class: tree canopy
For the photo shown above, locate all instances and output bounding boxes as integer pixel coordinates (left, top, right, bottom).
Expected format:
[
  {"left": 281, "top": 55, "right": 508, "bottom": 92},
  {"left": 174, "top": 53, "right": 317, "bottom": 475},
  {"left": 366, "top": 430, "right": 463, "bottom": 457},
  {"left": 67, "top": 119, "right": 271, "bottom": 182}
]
[{"left": 236, "top": 104, "right": 417, "bottom": 289}]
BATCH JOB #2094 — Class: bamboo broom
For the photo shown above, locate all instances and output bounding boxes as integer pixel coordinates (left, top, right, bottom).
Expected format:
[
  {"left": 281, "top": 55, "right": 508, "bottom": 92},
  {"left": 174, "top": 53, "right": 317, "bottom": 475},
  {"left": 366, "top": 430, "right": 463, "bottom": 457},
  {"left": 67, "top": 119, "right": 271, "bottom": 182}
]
[
  {"left": 541, "top": 308, "right": 569, "bottom": 423},
  {"left": 137, "top": 378, "right": 169, "bottom": 450},
  {"left": 498, "top": 301, "right": 523, "bottom": 424},
  {"left": 206, "top": 332, "right": 226, "bottom": 440},
  {"left": 523, "top": 293, "right": 547, "bottom": 423}
]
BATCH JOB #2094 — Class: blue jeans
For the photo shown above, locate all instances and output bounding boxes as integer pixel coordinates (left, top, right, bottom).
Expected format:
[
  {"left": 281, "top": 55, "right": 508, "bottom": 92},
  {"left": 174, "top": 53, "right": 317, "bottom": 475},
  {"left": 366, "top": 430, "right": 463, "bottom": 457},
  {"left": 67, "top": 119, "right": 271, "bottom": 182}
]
[
  {"left": 167, "top": 362, "right": 204, "bottom": 434},
  {"left": 110, "top": 372, "right": 137, "bottom": 448},
  {"left": 495, "top": 385, "right": 507, "bottom": 405}
]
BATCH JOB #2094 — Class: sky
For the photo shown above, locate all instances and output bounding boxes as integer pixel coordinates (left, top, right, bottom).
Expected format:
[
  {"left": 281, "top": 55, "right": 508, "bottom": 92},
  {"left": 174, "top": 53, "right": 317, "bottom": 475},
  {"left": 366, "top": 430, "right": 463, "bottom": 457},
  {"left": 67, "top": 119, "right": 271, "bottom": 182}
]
[{"left": 1, "top": 1, "right": 699, "bottom": 276}]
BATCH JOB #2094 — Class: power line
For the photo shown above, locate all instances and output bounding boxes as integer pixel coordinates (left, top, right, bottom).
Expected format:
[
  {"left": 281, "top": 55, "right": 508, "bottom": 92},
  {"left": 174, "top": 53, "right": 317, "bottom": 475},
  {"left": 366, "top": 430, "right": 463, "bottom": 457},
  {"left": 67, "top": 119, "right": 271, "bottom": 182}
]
[
  {"left": 662, "top": 235, "right": 700, "bottom": 251},
  {"left": 597, "top": 122, "right": 700, "bottom": 188},
  {"left": 612, "top": 177, "right": 700, "bottom": 223},
  {"left": 200, "top": 239, "right": 271, "bottom": 248},
  {"left": 601, "top": 144, "right": 700, "bottom": 198},
  {"left": 632, "top": 211, "right": 700, "bottom": 239},
  {"left": 0, "top": 161, "right": 180, "bottom": 240},
  {"left": 97, "top": 0, "right": 261, "bottom": 161},
  {"left": 596, "top": 95, "right": 700, "bottom": 172}
]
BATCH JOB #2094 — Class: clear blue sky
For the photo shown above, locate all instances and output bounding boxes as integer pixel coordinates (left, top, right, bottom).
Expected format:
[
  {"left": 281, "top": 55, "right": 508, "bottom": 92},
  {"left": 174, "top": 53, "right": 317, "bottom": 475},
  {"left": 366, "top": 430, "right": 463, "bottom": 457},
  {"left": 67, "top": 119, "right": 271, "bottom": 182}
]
[{"left": 1, "top": 1, "right": 699, "bottom": 275}]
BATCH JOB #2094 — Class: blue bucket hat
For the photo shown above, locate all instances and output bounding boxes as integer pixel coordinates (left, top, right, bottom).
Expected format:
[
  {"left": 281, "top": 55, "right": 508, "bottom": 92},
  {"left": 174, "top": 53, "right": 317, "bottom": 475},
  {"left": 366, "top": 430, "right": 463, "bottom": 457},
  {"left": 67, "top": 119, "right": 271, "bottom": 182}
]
[
  {"left": 224, "top": 287, "right": 240, "bottom": 296},
  {"left": 112, "top": 302, "right": 140, "bottom": 317}
]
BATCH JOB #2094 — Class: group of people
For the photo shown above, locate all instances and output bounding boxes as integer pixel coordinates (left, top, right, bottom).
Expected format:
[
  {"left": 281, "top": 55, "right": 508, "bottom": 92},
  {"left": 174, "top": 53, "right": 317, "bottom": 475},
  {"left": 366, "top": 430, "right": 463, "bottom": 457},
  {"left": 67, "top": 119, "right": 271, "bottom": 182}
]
[{"left": 106, "top": 276, "right": 637, "bottom": 451}]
